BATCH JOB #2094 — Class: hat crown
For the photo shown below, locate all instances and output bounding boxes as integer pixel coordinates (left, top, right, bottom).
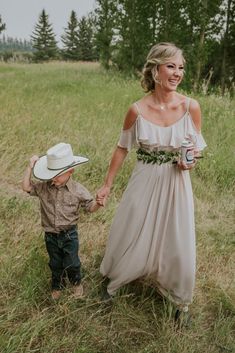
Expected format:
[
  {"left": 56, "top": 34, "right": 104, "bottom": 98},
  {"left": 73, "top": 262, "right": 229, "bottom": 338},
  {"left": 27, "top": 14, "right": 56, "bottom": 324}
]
[{"left": 47, "top": 143, "right": 74, "bottom": 170}]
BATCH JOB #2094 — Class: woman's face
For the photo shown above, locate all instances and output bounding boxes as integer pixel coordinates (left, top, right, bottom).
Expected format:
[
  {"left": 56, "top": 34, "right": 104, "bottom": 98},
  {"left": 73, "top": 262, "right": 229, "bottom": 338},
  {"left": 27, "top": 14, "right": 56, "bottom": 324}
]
[{"left": 156, "top": 53, "right": 184, "bottom": 91}]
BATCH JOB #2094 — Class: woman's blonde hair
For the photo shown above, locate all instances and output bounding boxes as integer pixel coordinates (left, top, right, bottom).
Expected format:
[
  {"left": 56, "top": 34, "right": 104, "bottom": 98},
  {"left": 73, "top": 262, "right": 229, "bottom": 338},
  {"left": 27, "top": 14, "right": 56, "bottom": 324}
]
[{"left": 141, "top": 42, "right": 185, "bottom": 92}]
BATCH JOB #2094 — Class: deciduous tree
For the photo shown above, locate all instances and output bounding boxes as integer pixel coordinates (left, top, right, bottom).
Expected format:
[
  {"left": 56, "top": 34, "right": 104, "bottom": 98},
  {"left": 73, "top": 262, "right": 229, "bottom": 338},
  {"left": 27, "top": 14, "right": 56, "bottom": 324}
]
[{"left": 95, "top": 0, "right": 117, "bottom": 69}]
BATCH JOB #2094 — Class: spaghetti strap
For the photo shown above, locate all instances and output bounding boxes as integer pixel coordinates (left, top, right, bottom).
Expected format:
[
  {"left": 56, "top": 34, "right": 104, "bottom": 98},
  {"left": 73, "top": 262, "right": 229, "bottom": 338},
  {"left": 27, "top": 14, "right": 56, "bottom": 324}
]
[
  {"left": 186, "top": 97, "right": 191, "bottom": 113},
  {"left": 134, "top": 102, "right": 141, "bottom": 116}
]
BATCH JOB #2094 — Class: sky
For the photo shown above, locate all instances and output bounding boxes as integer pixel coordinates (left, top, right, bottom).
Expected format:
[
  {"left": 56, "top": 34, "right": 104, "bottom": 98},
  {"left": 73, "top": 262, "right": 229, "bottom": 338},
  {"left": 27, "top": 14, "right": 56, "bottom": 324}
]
[{"left": 0, "top": 0, "right": 96, "bottom": 45}]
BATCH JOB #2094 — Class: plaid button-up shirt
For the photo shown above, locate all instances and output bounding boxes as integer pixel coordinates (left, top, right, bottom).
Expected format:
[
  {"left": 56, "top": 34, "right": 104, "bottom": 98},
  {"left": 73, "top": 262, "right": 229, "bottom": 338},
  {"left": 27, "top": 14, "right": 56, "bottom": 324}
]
[{"left": 30, "top": 177, "right": 94, "bottom": 233}]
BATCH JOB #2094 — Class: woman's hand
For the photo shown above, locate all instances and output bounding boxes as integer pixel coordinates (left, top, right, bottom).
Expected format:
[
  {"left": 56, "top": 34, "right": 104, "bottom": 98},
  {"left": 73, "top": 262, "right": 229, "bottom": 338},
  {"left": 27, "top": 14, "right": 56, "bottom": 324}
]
[
  {"left": 177, "top": 159, "right": 197, "bottom": 171},
  {"left": 96, "top": 185, "right": 111, "bottom": 206}
]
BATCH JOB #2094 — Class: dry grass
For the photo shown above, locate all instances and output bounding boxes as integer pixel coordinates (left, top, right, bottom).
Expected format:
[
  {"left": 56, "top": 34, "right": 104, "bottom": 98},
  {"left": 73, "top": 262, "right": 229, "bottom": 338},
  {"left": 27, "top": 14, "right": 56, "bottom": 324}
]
[{"left": 0, "top": 62, "right": 234, "bottom": 353}]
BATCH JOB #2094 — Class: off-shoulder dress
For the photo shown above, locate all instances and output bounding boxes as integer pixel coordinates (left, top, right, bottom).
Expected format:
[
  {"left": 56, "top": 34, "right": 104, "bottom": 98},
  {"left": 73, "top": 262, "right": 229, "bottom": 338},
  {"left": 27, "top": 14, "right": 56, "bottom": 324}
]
[{"left": 100, "top": 98, "right": 207, "bottom": 304}]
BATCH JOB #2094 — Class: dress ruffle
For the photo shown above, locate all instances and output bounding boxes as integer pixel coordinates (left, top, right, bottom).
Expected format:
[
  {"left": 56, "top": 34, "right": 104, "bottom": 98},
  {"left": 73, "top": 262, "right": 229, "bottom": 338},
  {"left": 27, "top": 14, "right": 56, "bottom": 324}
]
[
  {"left": 117, "top": 123, "right": 137, "bottom": 152},
  {"left": 117, "top": 114, "right": 207, "bottom": 152}
]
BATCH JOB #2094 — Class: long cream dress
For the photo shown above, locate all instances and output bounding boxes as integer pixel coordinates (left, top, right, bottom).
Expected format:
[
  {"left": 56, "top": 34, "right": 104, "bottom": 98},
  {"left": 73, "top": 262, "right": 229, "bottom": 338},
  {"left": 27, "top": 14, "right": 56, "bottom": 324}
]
[{"left": 100, "top": 98, "right": 207, "bottom": 305}]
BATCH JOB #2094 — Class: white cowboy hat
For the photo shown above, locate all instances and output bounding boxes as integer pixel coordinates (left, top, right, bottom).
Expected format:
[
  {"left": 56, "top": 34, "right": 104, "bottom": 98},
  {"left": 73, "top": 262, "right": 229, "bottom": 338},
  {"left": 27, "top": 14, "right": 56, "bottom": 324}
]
[{"left": 33, "top": 142, "right": 89, "bottom": 181}]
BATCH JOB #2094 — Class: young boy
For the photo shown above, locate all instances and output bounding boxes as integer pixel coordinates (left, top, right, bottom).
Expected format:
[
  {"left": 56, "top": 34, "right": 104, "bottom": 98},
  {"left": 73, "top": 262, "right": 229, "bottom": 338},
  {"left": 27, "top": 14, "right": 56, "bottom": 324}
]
[{"left": 22, "top": 142, "right": 101, "bottom": 300}]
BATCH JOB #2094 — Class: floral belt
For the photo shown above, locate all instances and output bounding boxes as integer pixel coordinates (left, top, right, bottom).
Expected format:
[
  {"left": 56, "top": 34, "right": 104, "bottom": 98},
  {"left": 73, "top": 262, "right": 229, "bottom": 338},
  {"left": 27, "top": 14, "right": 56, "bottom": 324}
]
[{"left": 136, "top": 148, "right": 179, "bottom": 165}]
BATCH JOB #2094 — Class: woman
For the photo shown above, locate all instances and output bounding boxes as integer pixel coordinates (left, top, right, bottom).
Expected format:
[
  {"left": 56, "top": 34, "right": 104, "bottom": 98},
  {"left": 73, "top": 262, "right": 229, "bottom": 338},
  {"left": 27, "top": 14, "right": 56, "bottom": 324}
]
[{"left": 96, "top": 42, "right": 206, "bottom": 319}]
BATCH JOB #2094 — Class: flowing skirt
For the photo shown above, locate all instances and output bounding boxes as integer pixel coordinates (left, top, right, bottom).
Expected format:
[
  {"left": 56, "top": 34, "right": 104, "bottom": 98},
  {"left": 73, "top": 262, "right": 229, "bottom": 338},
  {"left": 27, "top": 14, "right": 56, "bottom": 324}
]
[{"left": 100, "top": 161, "right": 196, "bottom": 304}]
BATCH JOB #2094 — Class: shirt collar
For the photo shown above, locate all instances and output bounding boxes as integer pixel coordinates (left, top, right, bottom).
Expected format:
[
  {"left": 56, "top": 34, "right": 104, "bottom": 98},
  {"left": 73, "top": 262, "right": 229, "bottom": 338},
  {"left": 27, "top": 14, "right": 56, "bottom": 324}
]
[
  {"left": 65, "top": 177, "right": 74, "bottom": 191},
  {"left": 49, "top": 177, "right": 73, "bottom": 191}
]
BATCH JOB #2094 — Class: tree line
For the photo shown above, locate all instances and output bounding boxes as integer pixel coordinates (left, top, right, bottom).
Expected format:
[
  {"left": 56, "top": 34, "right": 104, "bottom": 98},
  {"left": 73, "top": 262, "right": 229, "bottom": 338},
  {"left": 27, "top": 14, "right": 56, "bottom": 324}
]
[
  {"left": 94, "top": 0, "right": 234, "bottom": 94},
  {"left": 30, "top": 9, "right": 97, "bottom": 62},
  {"left": 0, "top": 35, "right": 33, "bottom": 51},
  {"left": 0, "top": 0, "right": 234, "bottom": 94}
]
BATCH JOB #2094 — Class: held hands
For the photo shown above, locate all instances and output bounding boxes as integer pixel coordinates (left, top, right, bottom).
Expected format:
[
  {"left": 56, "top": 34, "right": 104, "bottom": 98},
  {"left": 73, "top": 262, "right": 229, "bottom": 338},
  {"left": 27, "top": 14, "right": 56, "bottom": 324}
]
[
  {"left": 29, "top": 155, "right": 39, "bottom": 169},
  {"left": 96, "top": 185, "right": 111, "bottom": 207}
]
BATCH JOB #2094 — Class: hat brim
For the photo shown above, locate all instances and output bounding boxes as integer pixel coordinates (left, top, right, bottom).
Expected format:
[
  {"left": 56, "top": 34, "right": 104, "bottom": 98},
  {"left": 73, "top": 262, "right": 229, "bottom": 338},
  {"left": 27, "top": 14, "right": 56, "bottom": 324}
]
[{"left": 33, "top": 155, "right": 89, "bottom": 181}]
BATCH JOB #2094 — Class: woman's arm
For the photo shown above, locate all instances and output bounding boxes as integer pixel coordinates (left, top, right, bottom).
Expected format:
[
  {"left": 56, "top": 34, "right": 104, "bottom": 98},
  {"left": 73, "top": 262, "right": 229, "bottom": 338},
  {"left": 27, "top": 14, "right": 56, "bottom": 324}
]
[
  {"left": 96, "top": 105, "right": 137, "bottom": 206},
  {"left": 96, "top": 146, "right": 128, "bottom": 206}
]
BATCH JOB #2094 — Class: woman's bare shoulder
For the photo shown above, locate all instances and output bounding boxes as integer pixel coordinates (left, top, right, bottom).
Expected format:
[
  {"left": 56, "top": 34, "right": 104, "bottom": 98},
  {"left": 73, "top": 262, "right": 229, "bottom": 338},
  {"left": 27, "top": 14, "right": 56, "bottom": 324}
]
[
  {"left": 189, "top": 97, "right": 201, "bottom": 110},
  {"left": 188, "top": 98, "right": 202, "bottom": 131},
  {"left": 122, "top": 103, "right": 139, "bottom": 130}
]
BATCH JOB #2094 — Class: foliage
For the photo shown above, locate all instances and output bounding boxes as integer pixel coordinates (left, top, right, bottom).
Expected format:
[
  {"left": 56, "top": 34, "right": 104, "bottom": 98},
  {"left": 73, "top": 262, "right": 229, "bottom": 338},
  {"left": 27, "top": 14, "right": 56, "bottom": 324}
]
[
  {"left": 0, "top": 35, "right": 33, "bottom": 52},
  {"left": 0, "top": 50, "right": 33, "bottom": 63},
  {"left": 2, "top": 2, "right": 234, "bottom": 92},
  {"left": 31, "top": 9, "right": 58, "bottom": 62},
  {"left": 94, "top": 0, "right": 235, "bottom": 94},
  {"left": 0, "top": 14, "right": 6, "bottom": 34},
  {"left": 182, "top": 0, "right": 223, "bottom": 91},
  {"left": 220, "top": 0, "right": 235, "bottom": 94},
  {"left": 3, "top": 1, "right": 234, "bottom": 92},
  {"left": 94, "top": 0, "right": 118, "bottom": 69},
  {"left": 61, "top": 10, "right": 80, "bottom": 61},
  {"left": 77, "top": 16, "right": 94, "bottom": 61},
  {"left": 136, "top": 148, "right": 179, "bottom": 165},
  {"left": 61, "top": 11, "right": 96, "bottom": 62},
  {"left": 113, "top": 0, "right": 156, "bottom": 72}
]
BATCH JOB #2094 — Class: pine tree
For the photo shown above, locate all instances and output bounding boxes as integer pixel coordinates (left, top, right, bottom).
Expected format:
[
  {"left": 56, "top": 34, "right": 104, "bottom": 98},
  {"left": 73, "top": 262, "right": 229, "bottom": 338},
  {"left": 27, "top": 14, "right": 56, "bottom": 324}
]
[
  {"left": 31, "top": 9, "right": 58, "bottom": 61},
  {"left": 0, "top": 36, "right": 33, "bottom": 52},
  {"left": 77, "top": 16, "right": 94, "bottom": 61},
  {"left": 0, "top": 15, "right": 6, "bottom": 34},
  {"left": 61, "top": 10, "right": 79, "bottom": 61}
]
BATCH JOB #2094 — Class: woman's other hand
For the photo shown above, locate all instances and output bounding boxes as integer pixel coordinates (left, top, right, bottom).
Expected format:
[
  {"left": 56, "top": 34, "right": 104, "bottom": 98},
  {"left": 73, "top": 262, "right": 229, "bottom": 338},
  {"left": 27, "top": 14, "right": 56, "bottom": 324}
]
[
  {"left": 177, "top": 159, "right": 197, "bottom": 171},
  {"left": 96, "top": 185, "right": 111, "bottom": 206}
]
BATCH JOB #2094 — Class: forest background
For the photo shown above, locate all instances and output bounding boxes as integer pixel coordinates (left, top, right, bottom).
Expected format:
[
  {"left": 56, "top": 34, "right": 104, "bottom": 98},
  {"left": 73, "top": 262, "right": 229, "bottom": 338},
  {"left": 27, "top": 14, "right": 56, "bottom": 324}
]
[{"left": 0, "top": 0, "right": 234, "bottom": 94}]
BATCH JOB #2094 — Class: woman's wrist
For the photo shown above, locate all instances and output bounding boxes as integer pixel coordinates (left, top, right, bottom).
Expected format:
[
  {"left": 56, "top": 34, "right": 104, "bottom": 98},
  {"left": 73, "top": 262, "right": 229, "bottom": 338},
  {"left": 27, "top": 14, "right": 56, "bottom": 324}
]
[{"left": 104, "top": 181, "right": 112, "bottom": 189}]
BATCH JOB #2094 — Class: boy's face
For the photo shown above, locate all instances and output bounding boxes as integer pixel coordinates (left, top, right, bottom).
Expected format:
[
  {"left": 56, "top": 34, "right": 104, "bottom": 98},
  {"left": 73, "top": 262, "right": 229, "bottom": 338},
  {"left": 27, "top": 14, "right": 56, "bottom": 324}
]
[{"left": 52, "top": 169, "right": 74, "bottom": 187}]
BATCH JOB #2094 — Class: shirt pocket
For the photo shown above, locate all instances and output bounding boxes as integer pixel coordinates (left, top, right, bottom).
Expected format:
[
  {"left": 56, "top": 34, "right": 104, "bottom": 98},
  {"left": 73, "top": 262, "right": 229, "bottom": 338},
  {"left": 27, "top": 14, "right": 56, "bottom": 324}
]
[{"left": 63, "top": 194, "right": 79, "bottom": 213}]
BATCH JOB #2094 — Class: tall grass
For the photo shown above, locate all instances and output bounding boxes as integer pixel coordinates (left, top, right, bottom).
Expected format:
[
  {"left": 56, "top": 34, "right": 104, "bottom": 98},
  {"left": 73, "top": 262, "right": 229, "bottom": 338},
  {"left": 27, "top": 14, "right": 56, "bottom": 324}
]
[{"left": 0, "top": 62, "right": 234, "bottom": 353}]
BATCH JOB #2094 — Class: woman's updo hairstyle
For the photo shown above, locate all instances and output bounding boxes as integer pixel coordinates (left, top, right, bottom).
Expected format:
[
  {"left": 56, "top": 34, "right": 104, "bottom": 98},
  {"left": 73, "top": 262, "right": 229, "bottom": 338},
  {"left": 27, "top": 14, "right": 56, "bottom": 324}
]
[{"left": 141, "top": 42, "right": 185, "bottom": 92}]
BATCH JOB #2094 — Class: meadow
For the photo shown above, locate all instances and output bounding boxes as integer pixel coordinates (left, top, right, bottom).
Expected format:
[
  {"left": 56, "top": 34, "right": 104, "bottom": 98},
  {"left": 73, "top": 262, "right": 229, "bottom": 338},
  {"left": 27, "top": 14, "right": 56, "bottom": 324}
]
[{"left": 0, "top": 62, "right": 234, "bottom": 353}]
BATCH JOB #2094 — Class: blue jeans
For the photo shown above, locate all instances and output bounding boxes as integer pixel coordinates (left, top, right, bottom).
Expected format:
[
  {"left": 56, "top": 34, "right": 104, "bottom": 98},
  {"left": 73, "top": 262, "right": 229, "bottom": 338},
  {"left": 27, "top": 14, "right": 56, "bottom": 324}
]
[{"left": 45, "top": 226, "right": 81, "bottom": 290}]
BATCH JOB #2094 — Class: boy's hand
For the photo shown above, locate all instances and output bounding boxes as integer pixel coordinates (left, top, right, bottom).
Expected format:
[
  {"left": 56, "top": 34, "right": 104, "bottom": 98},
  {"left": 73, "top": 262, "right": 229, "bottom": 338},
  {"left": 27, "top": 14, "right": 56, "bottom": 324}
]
[
  {"left": 29, "top": 155, "right": 39, "bottom": 169},
  {"left": 96, "top": 196, "right": 107, "bottom": 207},
  {"left": 22, "top": 155, "right": 39, "bottom": 193},
  {"left": 96, "top": 185, "right": 111, "bottom": 207}
]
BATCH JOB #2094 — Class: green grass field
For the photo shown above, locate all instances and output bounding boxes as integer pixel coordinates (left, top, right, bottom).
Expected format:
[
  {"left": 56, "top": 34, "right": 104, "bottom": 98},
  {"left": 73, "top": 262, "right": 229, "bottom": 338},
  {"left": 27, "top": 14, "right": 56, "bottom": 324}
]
[{"left": 0, "top": 62, "right": 234, "bottom": 353}]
